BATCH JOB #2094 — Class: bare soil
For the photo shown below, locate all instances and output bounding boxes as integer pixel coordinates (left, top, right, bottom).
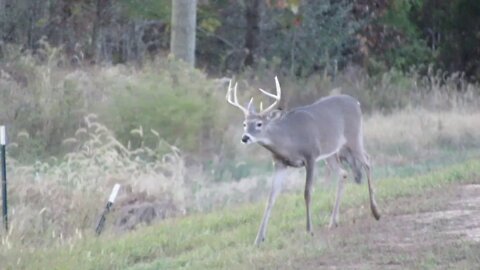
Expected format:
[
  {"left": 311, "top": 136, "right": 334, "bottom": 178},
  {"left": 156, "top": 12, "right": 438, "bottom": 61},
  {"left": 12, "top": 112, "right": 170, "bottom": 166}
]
[{"left": 288, "top": 183, "right": 480, "bottom": 269}]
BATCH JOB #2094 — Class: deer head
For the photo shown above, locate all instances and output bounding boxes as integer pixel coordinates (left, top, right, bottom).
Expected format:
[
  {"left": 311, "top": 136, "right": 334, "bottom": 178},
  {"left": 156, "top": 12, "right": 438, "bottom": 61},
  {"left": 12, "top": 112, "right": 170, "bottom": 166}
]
[{"left": 226, "top": 77, "right": 283, "bottom": 144}]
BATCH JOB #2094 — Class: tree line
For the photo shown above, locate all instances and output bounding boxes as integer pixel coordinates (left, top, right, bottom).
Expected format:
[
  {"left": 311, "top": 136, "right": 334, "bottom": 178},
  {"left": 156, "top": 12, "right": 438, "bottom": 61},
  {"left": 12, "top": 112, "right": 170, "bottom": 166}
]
[{"left": 0, "top": 0, "right": 479, "bottom": 80}]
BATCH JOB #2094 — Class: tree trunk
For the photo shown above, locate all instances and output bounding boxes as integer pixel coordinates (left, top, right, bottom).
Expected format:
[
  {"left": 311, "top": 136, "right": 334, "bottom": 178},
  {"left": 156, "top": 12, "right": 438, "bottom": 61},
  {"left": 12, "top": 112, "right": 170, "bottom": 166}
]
[
  {"left": 0, "top": 0, "right": 5, "bottom": 23},
  {"left": 170, "top": 0, "right": 197, "bottom": 66},
  {"left": 0, "top": 0, "right": 5, "bottom": 42},
  {"left": 244, "top": 0, "right": 261, "bottom": 66},
  {"left": 47, "top": 0, "right": 64, "bottom": 47},
  {"left": 1, "top": 0, "right": 15, "bottom": 43},
  {"left": 90, "top": 0, "right": 105, "bottom": 62}
]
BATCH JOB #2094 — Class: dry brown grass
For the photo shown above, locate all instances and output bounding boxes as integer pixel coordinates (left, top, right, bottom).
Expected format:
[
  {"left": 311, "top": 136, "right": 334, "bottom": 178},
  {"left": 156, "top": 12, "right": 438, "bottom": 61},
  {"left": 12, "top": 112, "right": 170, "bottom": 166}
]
[
  {"left": 4, "top": 114, "right": 199, "bottom": 247},
  {"left": 364, "top": 109, "right": 480, "bottom": 165}
]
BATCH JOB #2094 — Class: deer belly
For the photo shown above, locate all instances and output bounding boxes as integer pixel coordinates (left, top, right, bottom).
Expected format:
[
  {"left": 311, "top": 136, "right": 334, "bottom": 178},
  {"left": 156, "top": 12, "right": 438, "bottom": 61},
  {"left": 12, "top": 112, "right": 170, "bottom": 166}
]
[
  {"left": 285, "top": 159, "right": 305, "bottom": 168},
  {"left": 274, "top": 154, "right": 304, "bottom": 167},
  {"left": 315, "top": 150, "right": 338, "bottom": 161}
]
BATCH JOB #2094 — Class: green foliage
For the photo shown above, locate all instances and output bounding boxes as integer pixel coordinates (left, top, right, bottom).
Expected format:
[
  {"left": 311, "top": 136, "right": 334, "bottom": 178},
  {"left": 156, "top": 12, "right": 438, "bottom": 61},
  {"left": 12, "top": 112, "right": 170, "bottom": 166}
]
[
  {"left": 0, "top": 43, "right": 87, "bottom": 160},
  {"left": 378, "top": 0, "right": 433, "bottom": 72},
  {"left": 104, "top": 59, "right": 230, "bottom": 153},
  {"left": 383, "top": 39, "right": 432, "bottom": 71},
  {"left": 264, "top": 0, "right": 361, "bottom": 76},
  {"left": 375, "top": 0, "right": 480, "bottom": 79},
  {"left": 424, "top": 0, "right": 480, "bottom": 78},
  {"left": 120, "top": 0, "right": 171, "bottom": 20},
  {"left": 382, "top": 0, "right": 423, "bottom": 37},
  {"left": 0, "top": 45, "right": 236, "bottom": 161},
  {"left": 2, "top": 0, "right": 480, "bottom": 80}
]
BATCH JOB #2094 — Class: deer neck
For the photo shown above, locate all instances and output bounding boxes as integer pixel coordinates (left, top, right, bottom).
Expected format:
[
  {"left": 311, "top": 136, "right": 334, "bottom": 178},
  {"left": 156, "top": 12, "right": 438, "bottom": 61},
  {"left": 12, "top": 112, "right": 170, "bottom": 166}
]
[{"left": 258, "top": 122, "right": 297, "bottom": 165}]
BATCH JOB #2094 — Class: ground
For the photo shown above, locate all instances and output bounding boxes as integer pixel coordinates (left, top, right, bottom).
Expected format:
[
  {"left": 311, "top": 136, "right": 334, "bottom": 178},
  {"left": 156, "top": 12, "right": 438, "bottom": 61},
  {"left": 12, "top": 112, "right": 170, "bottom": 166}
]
[{"left": 289, "top": 184, "right": 480, "bottom": 269}]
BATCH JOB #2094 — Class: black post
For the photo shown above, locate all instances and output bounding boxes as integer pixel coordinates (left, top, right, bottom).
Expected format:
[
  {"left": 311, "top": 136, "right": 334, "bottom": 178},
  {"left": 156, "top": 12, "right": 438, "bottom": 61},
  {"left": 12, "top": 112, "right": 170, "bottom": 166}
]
[
  {"left": 95, "top": 201, "right": 112, "bottom": 235},
  {"left": 95, "top": 184, "right": 120, "bottom": 236},
  {"left": 1, "top": 126, "right": 7, "bottom": 231}
]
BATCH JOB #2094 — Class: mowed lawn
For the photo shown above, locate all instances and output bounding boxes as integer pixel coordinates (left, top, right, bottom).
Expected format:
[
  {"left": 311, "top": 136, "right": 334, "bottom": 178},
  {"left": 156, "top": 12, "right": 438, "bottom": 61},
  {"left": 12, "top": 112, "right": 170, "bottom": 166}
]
[{"left": 3, "top": 159, "right": 480, "bottom": 270}]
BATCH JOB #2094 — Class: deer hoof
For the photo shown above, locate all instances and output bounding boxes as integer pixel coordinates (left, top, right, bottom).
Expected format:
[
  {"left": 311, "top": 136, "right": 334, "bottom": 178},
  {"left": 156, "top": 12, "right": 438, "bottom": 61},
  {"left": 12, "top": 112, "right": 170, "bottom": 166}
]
[{"left": 328, "top": 221, "right": 339, "bottom": 229}]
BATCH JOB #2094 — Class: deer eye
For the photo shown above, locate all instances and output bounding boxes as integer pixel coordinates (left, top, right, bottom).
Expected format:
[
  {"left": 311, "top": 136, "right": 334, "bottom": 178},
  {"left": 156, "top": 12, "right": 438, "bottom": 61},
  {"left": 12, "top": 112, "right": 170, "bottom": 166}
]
[{"left": 256, "top": 122, "right": 263, "bottom": 127}]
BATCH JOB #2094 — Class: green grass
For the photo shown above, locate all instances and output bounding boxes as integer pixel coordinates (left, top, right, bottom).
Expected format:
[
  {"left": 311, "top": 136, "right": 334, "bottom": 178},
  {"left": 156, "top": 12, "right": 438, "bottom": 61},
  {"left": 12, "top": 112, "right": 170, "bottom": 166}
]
[
  {"left": 372, "top": 147, "right": 480, "bottom": 180},
  {"left": 3, "top": 159, "right": 480, "bottom": 270}
]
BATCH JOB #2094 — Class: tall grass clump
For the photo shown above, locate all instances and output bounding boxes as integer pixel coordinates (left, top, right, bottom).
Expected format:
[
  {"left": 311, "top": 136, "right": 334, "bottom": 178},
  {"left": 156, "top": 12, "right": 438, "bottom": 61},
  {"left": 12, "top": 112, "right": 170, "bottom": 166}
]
[
  {"left": 4, "top": 114, "right": 197, "bottom": 248},
  {"left": 364, "top": 109, "right": 480, "bottom": 165}
]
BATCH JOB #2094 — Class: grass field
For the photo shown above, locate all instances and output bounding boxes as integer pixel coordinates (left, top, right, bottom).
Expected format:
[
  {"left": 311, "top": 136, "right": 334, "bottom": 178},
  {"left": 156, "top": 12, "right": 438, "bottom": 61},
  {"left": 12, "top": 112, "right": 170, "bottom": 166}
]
[{"left": 2, "top": 158, "right": 479, "bottom": 269}]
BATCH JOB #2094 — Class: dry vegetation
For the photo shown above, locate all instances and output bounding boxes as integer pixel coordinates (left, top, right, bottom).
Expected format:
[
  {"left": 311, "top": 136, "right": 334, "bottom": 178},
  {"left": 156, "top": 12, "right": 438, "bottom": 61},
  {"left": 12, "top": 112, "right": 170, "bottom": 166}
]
[
  {"left": 0, "top": 49, "right": 480, "bottom": 257},
  {"left": 364, "top": 109, "right": 480, "bottom": 165}
]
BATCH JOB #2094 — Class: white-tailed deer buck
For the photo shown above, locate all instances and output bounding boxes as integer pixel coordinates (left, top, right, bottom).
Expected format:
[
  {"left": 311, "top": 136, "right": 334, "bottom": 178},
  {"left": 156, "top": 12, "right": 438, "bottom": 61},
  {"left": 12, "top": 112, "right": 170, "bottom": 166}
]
[{"left": 226, "top": 76, "right": 380, "bottom": 245}]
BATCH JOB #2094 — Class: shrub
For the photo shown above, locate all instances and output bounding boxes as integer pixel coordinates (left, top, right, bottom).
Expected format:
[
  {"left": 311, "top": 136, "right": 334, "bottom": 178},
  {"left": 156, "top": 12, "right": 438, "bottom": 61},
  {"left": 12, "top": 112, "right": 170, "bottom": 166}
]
[
  {"left": 102, "top": 58, "right": 232, "bottom": 155},
  {"left": 0, "top": 44, "right": 89, "bottom": 160}
]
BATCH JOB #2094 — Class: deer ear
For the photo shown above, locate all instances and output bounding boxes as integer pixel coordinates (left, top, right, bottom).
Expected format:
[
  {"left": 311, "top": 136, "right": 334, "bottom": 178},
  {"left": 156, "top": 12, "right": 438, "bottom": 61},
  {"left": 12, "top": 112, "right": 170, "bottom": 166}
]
[{"left": 267, "top": 109, "right": 283, "bottom": 120}]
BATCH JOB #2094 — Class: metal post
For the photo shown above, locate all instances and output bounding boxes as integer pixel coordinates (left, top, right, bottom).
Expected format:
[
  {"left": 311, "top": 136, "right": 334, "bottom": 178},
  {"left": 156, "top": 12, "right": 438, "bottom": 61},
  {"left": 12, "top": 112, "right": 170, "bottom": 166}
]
[
  {"left": 0, "top": 126, "right": 8, "bottom": 231},
  {"left": 95, "top": 183, "right": 120, "bottom": 235}
]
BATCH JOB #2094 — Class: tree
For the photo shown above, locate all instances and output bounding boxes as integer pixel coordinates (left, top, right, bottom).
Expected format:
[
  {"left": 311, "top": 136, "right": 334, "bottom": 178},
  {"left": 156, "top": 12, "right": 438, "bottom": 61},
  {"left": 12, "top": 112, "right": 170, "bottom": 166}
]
[
  {"left": 244, "top": 0, "right": 262, "bottom": 66},
  {"left": 0, "top": 0, "right": 5, "bottom": 46},
  {"left": 170, "top": 0, "right": 197, "bottom": 66}
]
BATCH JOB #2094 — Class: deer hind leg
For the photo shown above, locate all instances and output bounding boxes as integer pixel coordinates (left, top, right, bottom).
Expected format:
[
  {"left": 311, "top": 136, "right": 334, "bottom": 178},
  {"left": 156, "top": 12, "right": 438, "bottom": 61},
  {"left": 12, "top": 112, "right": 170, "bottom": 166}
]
[
  {"left": 254, "top": 162, "right": 288, "bottom": 245},
  {"left": 338, "top": 146, "right": 363, "bottom": 184},
  {"left": 327, "top": 155, "right": 348, "bottom": 229},
  {"left": 349, "top": 146, "right": 381, "bottom": 220},
  {"left": 363, "top": 157, "right": 381, "bottom": 220}
]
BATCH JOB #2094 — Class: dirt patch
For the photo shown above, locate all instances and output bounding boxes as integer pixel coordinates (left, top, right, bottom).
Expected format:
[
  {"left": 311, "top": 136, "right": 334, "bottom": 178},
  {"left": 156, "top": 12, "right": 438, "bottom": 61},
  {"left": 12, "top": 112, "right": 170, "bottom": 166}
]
[
  {"left": 110, "top": 189, "right": 181, "bottom": 232},
  {"left": 289, "top": 183, "right": 480, "bottom": 269}
]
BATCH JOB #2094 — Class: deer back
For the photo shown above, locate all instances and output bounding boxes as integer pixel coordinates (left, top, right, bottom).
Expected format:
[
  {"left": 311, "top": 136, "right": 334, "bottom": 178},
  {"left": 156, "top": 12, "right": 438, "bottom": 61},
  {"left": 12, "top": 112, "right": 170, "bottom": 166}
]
[{"left": 263, "top": 94, "right": 363, "bottom": 163}]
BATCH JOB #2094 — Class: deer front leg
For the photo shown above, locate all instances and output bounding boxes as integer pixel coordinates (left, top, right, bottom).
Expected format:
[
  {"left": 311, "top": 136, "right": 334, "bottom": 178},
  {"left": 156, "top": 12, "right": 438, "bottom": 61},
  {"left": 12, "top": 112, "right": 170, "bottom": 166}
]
[
  {"left": 327, "top": 155, "right": 347, "bottom": 229},
  {"left": 304, "top": 158, "right": 315, "bottom": 234},
  {"left": 254, "top": 162, "right": 288, "bottom": 245}
]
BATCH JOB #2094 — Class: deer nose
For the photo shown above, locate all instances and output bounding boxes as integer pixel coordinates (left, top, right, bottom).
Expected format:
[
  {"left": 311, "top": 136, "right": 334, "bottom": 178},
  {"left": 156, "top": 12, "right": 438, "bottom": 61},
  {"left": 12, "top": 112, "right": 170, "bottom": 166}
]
[{"left": 241, "top": 134, "right": 250, "bottom": 143}]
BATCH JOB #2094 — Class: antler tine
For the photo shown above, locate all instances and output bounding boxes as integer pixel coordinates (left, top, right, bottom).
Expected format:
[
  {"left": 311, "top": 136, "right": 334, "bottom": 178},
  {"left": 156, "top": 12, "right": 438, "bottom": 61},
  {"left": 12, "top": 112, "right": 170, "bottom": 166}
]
[
  {"left": 234, "top": 82, "right": 240, "bottom": 104},
  {"left": 226, "top": 79, "right": 232, "bottom": 100},
  {"left": 258, "top": 76, "right": 281, "bottom": 115},
  {"left": 247, "top": 97, "right": 254, "bottom": 108},
  {"left": 226, "top": 79, "right": 249, "bottom": 115},
  {"left": 258, "top": 88, "right": 278, "bottom": 99}
]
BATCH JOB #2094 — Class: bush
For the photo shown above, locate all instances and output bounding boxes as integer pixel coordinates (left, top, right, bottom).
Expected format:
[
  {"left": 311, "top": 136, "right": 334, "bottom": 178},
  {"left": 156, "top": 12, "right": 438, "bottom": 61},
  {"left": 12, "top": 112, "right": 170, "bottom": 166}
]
[
  {"left": 102, "top": 58, "right": 232, "bottom": 155},
  {"left": 0, "top": 44, "right": 89, "bottom": 160},
  {"left": 1, "top": 45, "right": 237, "bottom": 160}
]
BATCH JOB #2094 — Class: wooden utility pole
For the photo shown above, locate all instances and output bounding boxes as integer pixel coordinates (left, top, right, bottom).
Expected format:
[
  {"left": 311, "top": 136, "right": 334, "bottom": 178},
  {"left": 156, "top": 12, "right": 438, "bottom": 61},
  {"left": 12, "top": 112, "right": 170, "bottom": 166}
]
[{"left": 170, "top": 0, "right": 197, "bottom": 66}]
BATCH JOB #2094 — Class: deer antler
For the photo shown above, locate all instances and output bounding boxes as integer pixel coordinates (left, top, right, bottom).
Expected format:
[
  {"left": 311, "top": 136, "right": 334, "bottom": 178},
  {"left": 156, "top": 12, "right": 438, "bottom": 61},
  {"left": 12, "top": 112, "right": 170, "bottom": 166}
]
[
  {"left": 258, "top": 76, "right": 281, "bottom": 115},
  {"left": 226, "top": 79, "right": 249, "bottom": 115}
]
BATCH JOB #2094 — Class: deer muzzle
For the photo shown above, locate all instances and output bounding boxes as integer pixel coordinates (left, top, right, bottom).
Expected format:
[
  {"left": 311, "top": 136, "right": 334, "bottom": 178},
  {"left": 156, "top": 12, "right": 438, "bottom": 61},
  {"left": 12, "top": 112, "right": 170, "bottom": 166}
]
[{"left": 241, "top": 134, "right": 252, "bottom": 144}]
